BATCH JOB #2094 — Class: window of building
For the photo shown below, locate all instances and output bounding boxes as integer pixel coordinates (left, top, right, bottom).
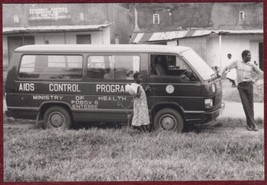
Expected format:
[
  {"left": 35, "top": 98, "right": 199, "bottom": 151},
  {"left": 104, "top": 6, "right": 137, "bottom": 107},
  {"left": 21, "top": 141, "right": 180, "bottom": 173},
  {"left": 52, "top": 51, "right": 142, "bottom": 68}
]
[
  {"left": 77, "top": 34, "right": 91, "bottom": 44},
  {"left": 153, "top": 14, "right": 160, "bottom": 24},
  {"left": 79, "top": 12, "right": 85, "bottom": 21},
  {"left": 19, "top": 55, "right": 83, "bottom": 79},
  {"left": 87, "top": 55, "right": 140, "bottom": 80},
  {"left": 13, "top": 15, "right": 20, "bottom": 23},
  {"left": 239, "top": 11, "right": 245, "bottom": 22}
]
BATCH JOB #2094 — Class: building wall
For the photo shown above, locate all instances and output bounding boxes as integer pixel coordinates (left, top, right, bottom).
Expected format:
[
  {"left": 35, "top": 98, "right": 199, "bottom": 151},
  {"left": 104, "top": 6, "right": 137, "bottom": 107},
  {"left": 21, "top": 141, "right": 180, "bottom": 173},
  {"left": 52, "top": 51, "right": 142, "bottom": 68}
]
[
  {"left": 131, "top": 2, "right": 263, "bottom": 32},
  {"left": 206, "top": 36, "right": 220, "bottom": 67},
  {"left": 3, "top": 37, "right": 8, "bottom": 69},
  {"left": 206, "top": 34, "right": 263, "bottom": 68},
  {"left": 166, "top": 34, "right": 263, "bottom": 69},
  {"left": 220, "top": 35, "right": 263, "bottom": 67},
  {"left": 107, "top": 4, "right": 133, "bottom": 44},
  {"left": 132, "top": 3, "right": 212, "bottom": 32},
  {"left": 3, "top": 3, "right": 132, "bottom": 44},
  {"left": 178, "top": 37, "right": 207, "bottom": 62},
  {"left": 211, "top": 3, "right": 263, "bottom": 30},
  {"left": 34, "top": 29, "right": 110, "bottom": 45}
]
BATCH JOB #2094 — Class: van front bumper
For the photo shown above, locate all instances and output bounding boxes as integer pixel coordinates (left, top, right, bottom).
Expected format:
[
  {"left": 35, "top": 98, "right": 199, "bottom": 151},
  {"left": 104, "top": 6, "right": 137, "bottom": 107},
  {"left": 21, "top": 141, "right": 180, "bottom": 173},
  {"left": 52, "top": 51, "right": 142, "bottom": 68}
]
[{"left": 203, "top": 102, "right": 225, "bottom": 122}]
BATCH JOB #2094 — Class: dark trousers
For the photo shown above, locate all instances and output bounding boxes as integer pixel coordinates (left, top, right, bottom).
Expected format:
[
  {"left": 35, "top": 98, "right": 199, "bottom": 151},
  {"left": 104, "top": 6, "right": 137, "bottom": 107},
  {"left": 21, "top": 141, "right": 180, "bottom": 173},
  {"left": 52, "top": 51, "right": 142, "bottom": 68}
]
[{"left": 237, "top": 81, "right": 256, "bottom": 128}]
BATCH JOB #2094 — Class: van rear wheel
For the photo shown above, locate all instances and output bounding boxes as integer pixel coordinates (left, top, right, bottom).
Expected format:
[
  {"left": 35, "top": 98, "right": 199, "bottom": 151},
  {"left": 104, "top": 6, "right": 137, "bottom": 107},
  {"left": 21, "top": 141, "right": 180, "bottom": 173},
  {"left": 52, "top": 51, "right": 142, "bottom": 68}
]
[
  {"left": 43, "top": 106, "right": 71, "bottom": 129},
  {"left": 153, "top": 108, "right": 184, "bottom": 133}
]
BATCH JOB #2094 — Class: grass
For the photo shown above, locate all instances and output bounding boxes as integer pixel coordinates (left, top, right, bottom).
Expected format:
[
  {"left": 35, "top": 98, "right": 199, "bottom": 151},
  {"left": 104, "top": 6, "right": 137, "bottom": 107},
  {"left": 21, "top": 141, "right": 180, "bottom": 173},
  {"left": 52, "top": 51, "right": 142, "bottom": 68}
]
[
  {"left": 4, "top": 117, "right": 264, "bottom": 182},
  {"left": 3, "top": 73, "right": 264, "bottom": 181}
]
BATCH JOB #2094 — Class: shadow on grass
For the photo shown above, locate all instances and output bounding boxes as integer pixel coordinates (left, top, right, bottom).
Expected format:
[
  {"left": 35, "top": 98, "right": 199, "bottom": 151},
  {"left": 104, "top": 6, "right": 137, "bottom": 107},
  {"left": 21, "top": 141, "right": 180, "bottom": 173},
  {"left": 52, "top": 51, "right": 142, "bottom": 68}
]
[
  {"left": 183, "top": 118, "right": 263, "bottom": 133},
  {"left": 4, "top": 115, "right": 263, "bottom": 134},
  {"left": 71, "top": 121, "right": 127, "bottom": 130}
]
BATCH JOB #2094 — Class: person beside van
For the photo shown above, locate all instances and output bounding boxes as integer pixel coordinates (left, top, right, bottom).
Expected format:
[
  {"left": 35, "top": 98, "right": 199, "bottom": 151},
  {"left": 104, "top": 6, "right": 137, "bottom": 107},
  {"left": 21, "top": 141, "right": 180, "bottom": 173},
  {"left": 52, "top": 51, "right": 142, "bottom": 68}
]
[
  {"left": 221, "top": 50, "right": 263, "bottom": 131},
  {"left": 131, "top": 72, "right": 150, "bottom": 132}
]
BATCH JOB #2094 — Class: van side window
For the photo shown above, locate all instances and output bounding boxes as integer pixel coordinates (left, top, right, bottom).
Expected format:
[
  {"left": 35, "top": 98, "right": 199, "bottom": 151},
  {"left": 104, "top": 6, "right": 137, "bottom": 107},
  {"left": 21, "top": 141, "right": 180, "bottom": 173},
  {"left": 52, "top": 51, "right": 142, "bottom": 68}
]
[
  {"left": 87, "top": 56, "right": 111, "bottom": 79},
  {"left": 19, "top": 55, "right": 83, "bottom": 79},
  {"left": 150, "top": 54, "right": 198, "bottom": 81},
  {"left": 87, "top": 55, "right": 140, "bottom": 80}
]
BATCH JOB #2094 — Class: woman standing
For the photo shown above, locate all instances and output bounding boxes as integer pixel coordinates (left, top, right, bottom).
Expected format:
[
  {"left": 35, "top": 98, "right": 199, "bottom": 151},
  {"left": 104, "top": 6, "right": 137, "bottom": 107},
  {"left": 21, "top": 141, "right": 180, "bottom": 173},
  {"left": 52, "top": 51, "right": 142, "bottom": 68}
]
[{"left": 131, "top": 72, "right": 150, "bottom": 132}]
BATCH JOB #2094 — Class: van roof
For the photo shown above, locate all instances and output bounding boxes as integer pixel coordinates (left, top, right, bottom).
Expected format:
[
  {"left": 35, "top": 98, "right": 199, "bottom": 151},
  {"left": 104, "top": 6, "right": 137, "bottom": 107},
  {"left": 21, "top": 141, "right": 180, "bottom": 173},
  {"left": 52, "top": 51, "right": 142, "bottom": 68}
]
[{"left": 15, "top": 44, "right": 191, "bottom": 54}]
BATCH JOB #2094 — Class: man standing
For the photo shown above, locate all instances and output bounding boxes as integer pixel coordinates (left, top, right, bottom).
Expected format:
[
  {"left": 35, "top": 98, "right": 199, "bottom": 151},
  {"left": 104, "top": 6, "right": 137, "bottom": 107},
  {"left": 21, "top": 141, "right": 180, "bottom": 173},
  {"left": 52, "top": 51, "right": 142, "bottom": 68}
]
[{"left": 221, "top": 50, "right": 263, "bottom": 131}]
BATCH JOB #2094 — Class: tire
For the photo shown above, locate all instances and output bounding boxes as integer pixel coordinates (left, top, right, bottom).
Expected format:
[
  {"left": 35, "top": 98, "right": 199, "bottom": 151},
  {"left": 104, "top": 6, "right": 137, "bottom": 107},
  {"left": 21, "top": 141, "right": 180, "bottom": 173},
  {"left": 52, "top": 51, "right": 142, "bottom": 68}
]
[
  {"left": 43, "top": 106, "right": 71, "bottom": 129},
  {"left": 153, "top": 108, "right": 184, "bottom": 133}
]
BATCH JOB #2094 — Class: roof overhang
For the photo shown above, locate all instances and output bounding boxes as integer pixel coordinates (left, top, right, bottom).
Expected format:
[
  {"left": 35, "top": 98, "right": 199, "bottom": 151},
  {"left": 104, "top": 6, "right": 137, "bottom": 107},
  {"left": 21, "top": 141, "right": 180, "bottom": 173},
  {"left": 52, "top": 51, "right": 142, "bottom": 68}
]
[
  {"left": 217, "top": 30, "right": 263, "bottom": 35},
  {"left": 3, "top": 24, "right": 111, "bottom": 34},
  {"left": 130, "top": 29, "right": 263, "bottom": 43}
]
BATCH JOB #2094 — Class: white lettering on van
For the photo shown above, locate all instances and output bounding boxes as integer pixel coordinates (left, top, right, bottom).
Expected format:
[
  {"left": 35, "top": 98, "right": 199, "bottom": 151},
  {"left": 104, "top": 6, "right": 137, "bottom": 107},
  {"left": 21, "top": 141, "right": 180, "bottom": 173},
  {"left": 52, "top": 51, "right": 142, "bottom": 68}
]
[
  {"left": 98, "top": 96, "right": 127, "bottom": 101},
  {"left": 49, "top": 84, "right": 81, "bottom": 92},
  {"left": 96, "top": 84, "right": 125, "bottom": 93},
  {"left": 71, "top": 95, "right": 98, "bottom": 110},
  {"left": 19, "top": 83, "right": 35, "bottom": 91},
  {"left": 33, "top": 95, "right": 63, "bottom": 100}
]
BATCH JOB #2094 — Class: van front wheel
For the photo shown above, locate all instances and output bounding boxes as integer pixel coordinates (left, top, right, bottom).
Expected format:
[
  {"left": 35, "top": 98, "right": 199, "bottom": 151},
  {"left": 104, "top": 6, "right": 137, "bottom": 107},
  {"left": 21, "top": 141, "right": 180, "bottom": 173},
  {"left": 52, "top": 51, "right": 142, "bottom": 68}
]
[
  {"left": 153, "top": 108, "right": 184, "bottom": 133},
  {"left": 43, "top": 106, "right": 71, "bottom": 129}
]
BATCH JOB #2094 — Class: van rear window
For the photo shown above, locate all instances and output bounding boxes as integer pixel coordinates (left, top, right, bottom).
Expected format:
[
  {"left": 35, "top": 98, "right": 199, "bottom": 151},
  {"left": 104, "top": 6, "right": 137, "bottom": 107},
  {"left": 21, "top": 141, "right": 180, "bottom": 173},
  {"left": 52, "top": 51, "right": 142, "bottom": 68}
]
[
  {"left": 19, "top": 55, "right": 83, "bottom": 79},
  {"left": 87, "top": 55, "right": 140, "bottom": 80}
]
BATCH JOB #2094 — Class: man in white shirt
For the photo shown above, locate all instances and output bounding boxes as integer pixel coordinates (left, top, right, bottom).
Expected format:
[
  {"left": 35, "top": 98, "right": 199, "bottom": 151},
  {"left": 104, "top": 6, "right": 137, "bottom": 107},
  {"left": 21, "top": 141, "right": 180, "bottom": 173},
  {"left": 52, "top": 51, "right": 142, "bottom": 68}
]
[{"left": 221, "top": 50, "right": 263, "bottom": 131}]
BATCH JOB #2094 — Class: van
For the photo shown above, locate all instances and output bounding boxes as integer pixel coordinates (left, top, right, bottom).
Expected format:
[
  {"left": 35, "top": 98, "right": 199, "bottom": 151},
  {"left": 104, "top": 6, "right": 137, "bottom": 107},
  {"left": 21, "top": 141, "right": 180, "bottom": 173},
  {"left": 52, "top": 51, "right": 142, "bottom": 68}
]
[{"left": 5, "top": 44, "right": 224, "bottom": 132}]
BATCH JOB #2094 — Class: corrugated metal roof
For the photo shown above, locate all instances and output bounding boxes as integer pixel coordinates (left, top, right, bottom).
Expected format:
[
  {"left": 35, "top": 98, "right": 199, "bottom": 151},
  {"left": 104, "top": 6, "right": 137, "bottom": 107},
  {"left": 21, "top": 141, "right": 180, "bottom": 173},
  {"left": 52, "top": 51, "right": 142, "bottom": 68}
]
[
  {"left": 130, "top": 29, "right": 263, "bottom": 43},
  {"left": 3, "top": 24, "right": 110, "bottom": 34}
]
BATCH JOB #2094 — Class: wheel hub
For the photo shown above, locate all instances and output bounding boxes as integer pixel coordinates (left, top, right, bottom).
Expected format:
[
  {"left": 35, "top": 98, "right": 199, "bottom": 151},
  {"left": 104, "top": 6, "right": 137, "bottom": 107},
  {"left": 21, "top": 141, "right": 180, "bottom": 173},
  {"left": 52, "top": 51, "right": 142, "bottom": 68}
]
[
  {"left": 160, "top": 114, "right": 177, "bottom": 130},
  {"left": 49, "top": 112, "right": 65, "bottom": 128}
]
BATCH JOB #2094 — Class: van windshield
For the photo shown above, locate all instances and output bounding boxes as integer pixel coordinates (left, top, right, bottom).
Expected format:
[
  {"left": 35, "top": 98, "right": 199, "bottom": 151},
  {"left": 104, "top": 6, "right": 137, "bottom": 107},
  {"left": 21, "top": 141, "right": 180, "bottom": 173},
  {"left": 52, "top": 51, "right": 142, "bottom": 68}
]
[{"left": 181, "top": 49, "right": 215, "bottom": 80}]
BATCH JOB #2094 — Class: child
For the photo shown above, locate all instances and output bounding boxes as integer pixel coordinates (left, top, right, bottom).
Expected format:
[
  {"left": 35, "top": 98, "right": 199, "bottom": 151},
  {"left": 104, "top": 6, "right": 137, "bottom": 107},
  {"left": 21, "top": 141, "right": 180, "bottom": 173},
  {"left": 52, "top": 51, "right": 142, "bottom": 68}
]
[{"left": 131, "top": 72, "right": 150, "bottom": 132}]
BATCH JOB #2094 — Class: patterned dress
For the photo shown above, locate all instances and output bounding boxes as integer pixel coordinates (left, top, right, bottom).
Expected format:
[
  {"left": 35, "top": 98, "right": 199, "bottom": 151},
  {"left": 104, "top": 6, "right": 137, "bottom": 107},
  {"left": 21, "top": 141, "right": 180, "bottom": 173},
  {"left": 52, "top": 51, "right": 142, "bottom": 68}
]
[{"left": 132, "top": 84, "right": 150, "bottom": 126}]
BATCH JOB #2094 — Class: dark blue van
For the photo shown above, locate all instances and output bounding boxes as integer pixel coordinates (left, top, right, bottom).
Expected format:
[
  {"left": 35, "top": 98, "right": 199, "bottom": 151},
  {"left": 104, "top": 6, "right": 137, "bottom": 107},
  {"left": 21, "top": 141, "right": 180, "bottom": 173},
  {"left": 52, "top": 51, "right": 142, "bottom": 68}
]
[{"left": 5, "top": 44, "right": 224, "bottom": 132}]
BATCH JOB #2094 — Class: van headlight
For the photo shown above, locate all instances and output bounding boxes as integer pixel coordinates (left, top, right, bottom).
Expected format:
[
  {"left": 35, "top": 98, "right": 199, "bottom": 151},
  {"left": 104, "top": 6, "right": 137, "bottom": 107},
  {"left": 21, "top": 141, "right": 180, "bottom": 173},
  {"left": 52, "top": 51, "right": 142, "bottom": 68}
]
[{"left": 205, "top": 98, "right": 213, "bottom": 108}]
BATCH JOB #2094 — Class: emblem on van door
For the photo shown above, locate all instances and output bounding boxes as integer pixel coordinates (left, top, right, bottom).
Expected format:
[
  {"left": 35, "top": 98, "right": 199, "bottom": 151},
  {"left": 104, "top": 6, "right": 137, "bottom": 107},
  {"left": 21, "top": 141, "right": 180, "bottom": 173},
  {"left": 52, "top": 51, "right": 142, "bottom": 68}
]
[{"left": 166, "top": 85, "right": 174, "bottom": 94}]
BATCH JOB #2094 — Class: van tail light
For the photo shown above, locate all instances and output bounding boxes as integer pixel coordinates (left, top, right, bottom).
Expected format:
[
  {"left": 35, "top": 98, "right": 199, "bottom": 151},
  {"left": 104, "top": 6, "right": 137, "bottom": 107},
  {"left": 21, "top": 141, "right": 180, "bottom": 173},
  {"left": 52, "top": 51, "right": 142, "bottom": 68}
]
[{"left": 205, "top": 98, "right": 213, "bottom": 109}]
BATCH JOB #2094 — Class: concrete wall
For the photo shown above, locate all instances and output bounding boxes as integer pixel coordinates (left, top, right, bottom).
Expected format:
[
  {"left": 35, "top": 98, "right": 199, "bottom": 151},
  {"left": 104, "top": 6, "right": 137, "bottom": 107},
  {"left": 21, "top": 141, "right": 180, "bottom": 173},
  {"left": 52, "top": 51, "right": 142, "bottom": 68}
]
[
  {"left": 220, "top": 35, "right": 263, "bottom": 67},
  {"left": 206, "top": 34, "right": 263, "bottom": 68},
  {"left": 133, "top": 3, "right": 212, "bottom": 32},
  {"left": 34, "top": 28, "right": 110, "bottom": 45},
  {"left": 131, "top": 2, "right": 263, "bottom": 32},
  {"left": 179, "top": 37, "right": 207, "bottom": 62},
  {"left": 211, "top": 3, "right": 263, "bottom": 30},
  {"left": 3, "top": 3, "right": 132, "bottom": 44},
  {"left": 166, "top": 34, "right": 263, "bottom": 69},
  {"left": 3, "top": 37, "right": 8, "bottom": 69},
  {"left": 206, "top": 36, "right": 220, "bottom": 67}
]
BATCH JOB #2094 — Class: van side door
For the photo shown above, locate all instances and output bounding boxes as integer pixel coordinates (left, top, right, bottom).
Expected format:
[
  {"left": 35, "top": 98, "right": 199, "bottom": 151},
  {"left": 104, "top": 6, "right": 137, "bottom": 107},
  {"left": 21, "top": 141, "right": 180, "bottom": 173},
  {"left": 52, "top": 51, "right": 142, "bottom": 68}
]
[{"left": 81, "top": 53, "right": 144, "bottom": 122}]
